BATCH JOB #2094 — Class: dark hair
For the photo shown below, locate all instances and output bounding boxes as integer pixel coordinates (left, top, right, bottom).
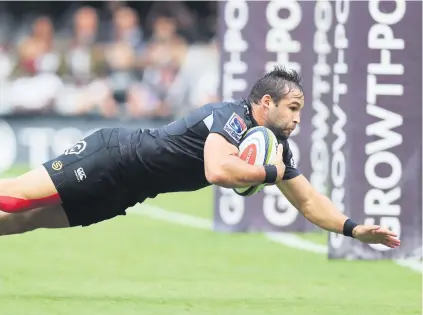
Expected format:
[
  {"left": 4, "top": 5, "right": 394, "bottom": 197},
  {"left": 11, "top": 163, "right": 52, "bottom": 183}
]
[{"left": 247, "top": 65, "right": 303, "bottom": 105}]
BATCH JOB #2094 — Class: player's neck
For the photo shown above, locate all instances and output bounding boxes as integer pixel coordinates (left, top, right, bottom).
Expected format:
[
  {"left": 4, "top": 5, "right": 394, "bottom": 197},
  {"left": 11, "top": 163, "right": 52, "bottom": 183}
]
[{"left": 251, "top": 104, "right": 265, "bottom": 126}]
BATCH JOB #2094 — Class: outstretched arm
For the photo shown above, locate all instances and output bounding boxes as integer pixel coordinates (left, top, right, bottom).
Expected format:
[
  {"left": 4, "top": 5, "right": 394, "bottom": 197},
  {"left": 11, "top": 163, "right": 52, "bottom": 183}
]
[{"left": 277, "top": 175, "right": 401, "bottom": 248}]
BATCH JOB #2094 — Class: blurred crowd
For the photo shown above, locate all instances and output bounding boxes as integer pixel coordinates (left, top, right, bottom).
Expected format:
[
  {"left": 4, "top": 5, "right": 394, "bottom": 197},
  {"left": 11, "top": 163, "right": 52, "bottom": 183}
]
[{"left": 0, "top": 1, "right": 220, "bottom": 120}]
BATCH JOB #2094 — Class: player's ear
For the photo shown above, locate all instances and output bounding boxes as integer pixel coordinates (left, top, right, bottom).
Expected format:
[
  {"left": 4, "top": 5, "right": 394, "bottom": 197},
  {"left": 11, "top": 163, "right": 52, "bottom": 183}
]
[{"left": 260, "top": 94, "right": 272, "bottom": 109}]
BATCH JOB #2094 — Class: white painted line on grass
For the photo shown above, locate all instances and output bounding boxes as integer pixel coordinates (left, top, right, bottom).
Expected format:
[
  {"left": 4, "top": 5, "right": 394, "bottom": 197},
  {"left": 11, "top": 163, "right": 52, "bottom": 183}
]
[
  {"left": 265, "top": 232, "right": 327, "bottom": 254},
  {"left": 128, "top": 204, "right": 211, "bottom": 230},
  {"left": 130, "top": 204, "right": 422, "bottom": 274},
  {"left": 394, "top": 259, "right": 422, "bottom": 273}
]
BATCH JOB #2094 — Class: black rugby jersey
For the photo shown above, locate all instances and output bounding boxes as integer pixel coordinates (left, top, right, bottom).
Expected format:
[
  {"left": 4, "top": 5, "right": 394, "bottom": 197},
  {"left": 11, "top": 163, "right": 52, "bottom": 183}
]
[{"left": 118, "top": 99, "right": 301, "bottom": 198}]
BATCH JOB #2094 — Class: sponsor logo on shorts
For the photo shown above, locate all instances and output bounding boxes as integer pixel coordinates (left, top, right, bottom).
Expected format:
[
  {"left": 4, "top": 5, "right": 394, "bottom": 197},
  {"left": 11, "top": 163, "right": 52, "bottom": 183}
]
[
  {"left": 64, "top": 140, "right": 87, "bottom": 155},
  {"left": 51, "top": 161, "right": 63, "bottom": 171},
  {"left": 223, "top": 113, "right": 247, "bottom": 142},
  {"left": 74, "top": 167, "right": 87, "bottom": 182}
]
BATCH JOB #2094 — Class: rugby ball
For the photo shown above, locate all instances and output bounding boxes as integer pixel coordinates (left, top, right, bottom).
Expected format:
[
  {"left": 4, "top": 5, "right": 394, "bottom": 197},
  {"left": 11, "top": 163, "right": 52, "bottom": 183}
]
[{"left": 233, "top": 126, "right": 278, "bottom": 196}]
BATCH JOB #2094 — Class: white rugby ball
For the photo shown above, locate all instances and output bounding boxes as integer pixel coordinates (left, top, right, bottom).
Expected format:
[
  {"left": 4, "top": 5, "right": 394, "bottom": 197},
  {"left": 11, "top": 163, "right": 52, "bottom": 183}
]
[{"left": 233, "top": 126, "right": 278, "bottom": 196}]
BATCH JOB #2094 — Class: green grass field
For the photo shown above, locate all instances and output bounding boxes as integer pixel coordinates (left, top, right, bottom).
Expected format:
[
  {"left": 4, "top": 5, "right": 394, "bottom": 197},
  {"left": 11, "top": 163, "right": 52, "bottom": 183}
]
[{"left": 0, "top": 166, "right": 421, "bottom": 315}]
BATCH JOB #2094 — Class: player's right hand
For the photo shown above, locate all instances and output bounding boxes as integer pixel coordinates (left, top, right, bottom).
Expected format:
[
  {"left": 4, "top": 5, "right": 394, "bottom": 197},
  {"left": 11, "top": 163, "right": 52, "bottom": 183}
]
[{"left": 271, "top": 144, "right": 285, "bottom": 182}]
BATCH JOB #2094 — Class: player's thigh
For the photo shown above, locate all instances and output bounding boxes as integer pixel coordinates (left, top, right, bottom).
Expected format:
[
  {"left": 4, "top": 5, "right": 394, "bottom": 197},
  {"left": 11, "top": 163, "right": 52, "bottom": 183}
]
[{"left": 0, "top": 166, "right": 59, "bottom": 200}]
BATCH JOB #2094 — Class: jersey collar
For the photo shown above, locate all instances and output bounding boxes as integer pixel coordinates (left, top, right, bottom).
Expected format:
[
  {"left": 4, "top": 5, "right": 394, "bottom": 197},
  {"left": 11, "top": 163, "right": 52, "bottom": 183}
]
[{"left": 242, "top": 99, "right": 259, "bottom": 127}]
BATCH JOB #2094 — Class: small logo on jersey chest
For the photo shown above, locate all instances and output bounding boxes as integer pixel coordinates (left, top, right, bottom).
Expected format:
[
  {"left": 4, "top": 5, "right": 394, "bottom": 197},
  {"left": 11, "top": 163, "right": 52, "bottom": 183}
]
[{"left": 224, "top": 113, "right": 247, "bottom": 142}]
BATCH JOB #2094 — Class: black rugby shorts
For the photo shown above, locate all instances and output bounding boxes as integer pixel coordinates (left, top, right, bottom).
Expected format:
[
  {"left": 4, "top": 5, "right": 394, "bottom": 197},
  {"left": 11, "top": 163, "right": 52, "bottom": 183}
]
[{"left": 43, "top": 128, "right": 140, "bottom": 227}]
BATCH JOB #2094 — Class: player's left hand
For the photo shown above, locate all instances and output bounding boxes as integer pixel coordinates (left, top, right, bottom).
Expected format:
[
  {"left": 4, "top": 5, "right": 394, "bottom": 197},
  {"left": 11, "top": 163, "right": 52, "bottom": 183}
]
[{"left": 352, "top": 225, "right": 401, "bottom": 249}]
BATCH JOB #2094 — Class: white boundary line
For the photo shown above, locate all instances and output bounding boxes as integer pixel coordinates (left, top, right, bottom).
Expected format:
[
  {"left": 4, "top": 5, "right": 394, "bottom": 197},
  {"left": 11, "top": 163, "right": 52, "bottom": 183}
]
[{"left": 129, "top": 204, "right": 422, "bottom": 274}]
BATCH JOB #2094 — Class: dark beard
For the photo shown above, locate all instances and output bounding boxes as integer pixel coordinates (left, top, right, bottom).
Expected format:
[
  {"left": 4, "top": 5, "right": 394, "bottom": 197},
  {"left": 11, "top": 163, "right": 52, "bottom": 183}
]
[{"left": 266, "top": 125, "right": 289, "bottom": 141}]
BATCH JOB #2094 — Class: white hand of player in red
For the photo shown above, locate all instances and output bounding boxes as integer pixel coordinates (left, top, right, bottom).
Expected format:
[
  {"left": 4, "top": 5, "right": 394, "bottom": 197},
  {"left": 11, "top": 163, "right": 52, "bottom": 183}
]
[{"left": 353, "top": 225, "right": 401, "bottom": 249}]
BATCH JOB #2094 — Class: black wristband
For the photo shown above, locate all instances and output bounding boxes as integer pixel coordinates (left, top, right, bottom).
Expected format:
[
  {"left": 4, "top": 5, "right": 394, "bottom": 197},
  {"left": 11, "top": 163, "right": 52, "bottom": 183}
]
[
  {"left": 343, "top": 218, "right": 358, "bottom": 238},
  {"left": 263, "top": 165, "right": 278, "bottom": 184}
]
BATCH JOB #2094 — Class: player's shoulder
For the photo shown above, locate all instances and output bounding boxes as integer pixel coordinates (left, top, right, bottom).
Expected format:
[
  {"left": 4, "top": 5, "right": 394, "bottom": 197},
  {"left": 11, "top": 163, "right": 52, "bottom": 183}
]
[
  {"left": 205, "top": 99, "right": 254, "bottom": 144},
  {"left": 208, "top": 99, "right": 252, "bottom": 125},
  {"left": 206, "top": 99, "right": 249, "bottom": 113}
]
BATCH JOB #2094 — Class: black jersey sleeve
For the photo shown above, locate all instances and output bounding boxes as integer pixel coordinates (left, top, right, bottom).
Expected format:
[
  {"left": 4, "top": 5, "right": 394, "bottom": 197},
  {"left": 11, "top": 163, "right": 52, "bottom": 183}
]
[
  {"left": 209, "top": 104, "right": 248, "bottom": 147},
  {"left": 281, "top": 140, "right": 301, "bottom": 180}
]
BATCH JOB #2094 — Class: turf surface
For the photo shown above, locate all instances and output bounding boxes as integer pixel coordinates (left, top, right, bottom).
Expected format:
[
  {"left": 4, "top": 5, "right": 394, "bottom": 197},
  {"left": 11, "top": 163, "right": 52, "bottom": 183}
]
[{"left": 0, "top": 167, "right": 421, "bottom": 315}]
